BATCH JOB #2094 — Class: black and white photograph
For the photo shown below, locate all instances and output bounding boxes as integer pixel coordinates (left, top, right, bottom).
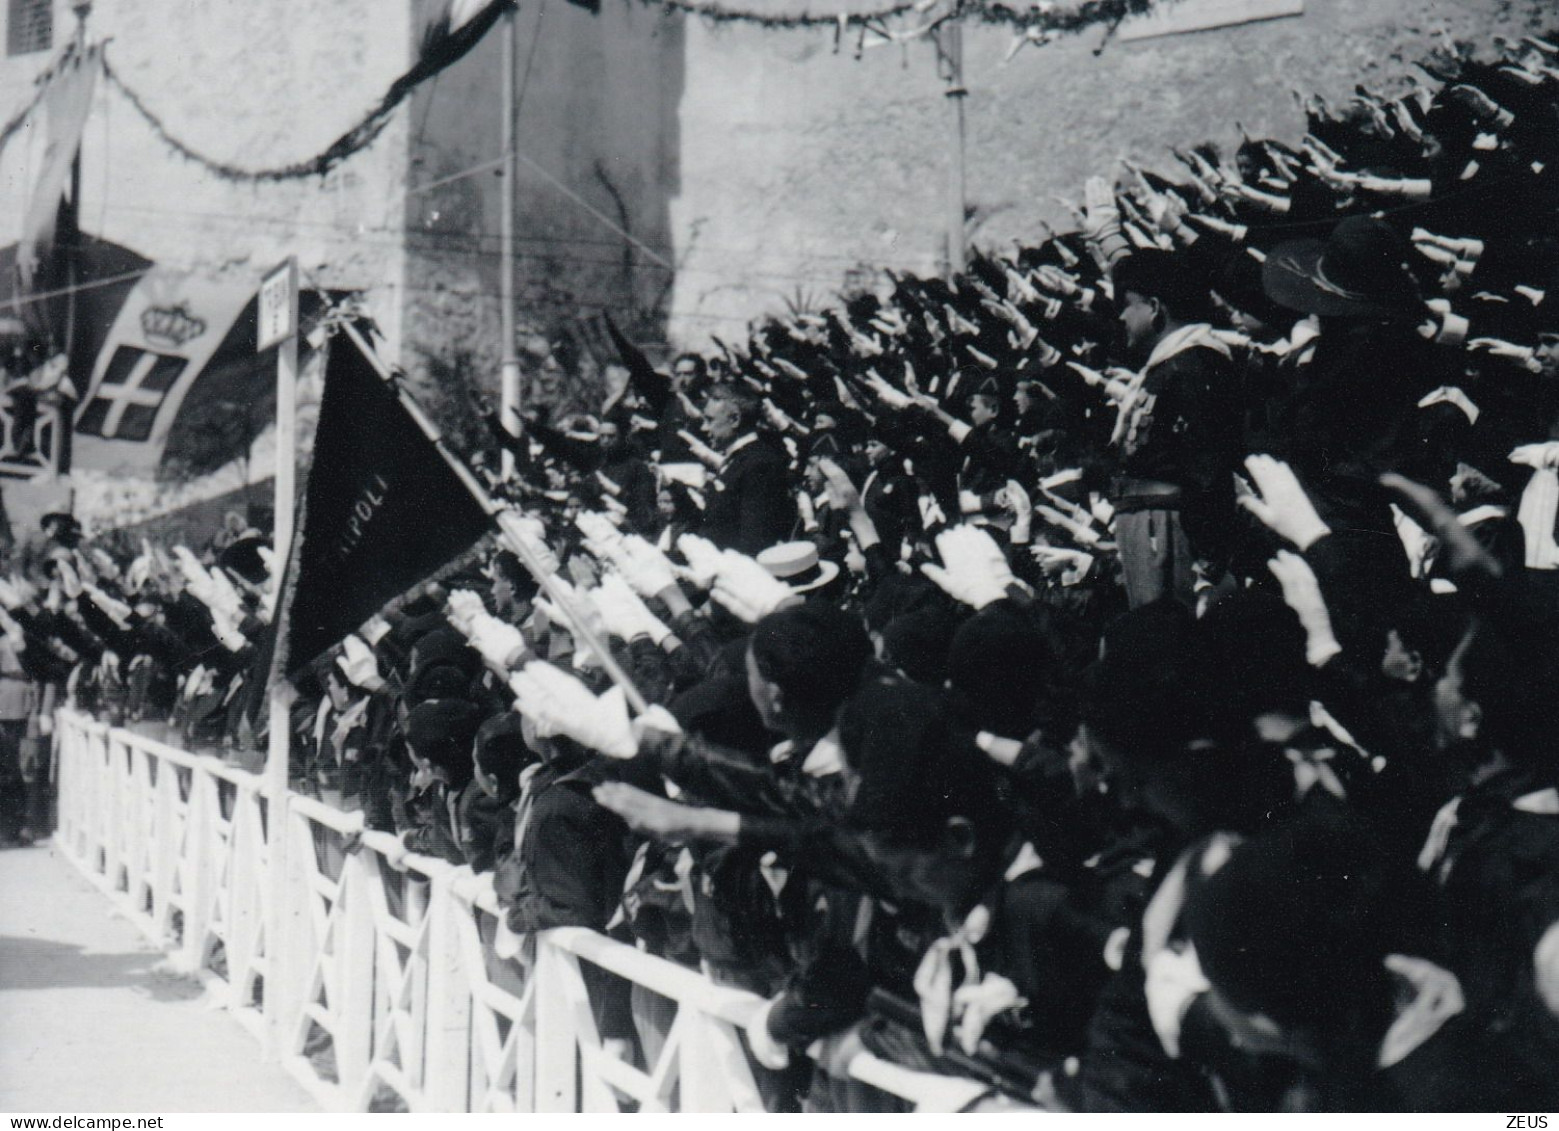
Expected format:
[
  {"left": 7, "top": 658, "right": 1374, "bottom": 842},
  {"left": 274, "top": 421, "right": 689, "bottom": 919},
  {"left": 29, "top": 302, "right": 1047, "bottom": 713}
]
[{"left": 2, "top": 0, "right": 1559, "bottom": 1116}]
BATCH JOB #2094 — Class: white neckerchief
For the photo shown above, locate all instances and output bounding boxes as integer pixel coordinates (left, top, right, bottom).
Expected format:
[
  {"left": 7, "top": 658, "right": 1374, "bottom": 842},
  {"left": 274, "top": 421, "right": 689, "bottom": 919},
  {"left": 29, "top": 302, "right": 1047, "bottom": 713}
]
[
  {"left": 913, "top": 903, "right": 991, "bottom": 1056},
  {"left": 1517, "top": 469, "right": 1559, "bottom": 569},
  {"left": 1143, "top": 321, "right": 1232, "bottom": 373},
  {"left": 1417, "top": 385, "right": 1481, "bottom": 426},
  {"left": 1418, "top": 786, "right": 1559, "bottom": 879},
  {"left": 1113, "top": 324, "right": 1231, "bottom": 448},
  {"left": 769, "top": 729, "right": 844, "bottom": 778},
  {"left": 1377, "top": 955, "right": 1465, "bottom": 1069},
  {"left": 800, "top": 732, "right": 844, "bottom": 777}
]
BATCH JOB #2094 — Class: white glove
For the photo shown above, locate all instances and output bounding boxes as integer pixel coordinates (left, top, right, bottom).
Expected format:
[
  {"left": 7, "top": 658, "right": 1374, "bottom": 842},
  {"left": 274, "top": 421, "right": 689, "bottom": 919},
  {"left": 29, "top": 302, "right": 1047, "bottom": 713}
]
[
  {"left": 10, "top": 576, "right": 37, "bottom": 608},
  {"left": 864, "top": 372, "right": 914, "bottom": 410},
  {"left": 1144, "top": 944, "right": 1211, "bottom": 1059},
  {"left": 0, "top": 607, "right": 24, "bottom": 651},
  {"left": 1035, "top": 503, "right": 1102, "bottom": 547},
  {"left": 616, "top": 535, "right": 679, "bottom": 598},
  {"left": 533, "top": 577, "right": 607, "bottom": 667},
  {"left": 124, "top": 553, "right": 153, "bottom": 596},
  {"left": 89, "top": 548, "right": 120, "bottom": 582},
  {"left": 675, "top": 533, "right": 725, "bottom": 590},
  {"left": 576, "top": 511, "right": 628, "bottom": 562},
  {"left": 0, "top": 576, "right": 23, "bottom": 610},
  {"left": 444, "top": 589, "right": 488, "bottom": 636},
  {"left": 631, "top": 703, "right": 683, "bottom": 749},
  {"left": 951, "top": 973, "right": 1026, "bottom": 1057},
  {"left": 1237, "top": 454, "right": 1331, "bottom": 551},
  {"left": 676, "top": 429, "right": 721, "bottom": 467},
  {"left": 1268, "top": 550, "right": 1342, "bottom": 667},
  {"left": 83, "top": 583, "right": 135, "bottom": 629},
  {"left": 183, "top": 664, "right": 214, "bottom": 701},
  {"left": 173, "top": 545, "right": 216, "bottom": 604},
  {"left": 1031, "top": 545, "right": 1095, "bottom": 586},
  {"left": 336, "top": 634, "right": 386, "bottom": 691},
  {"left": 817, "top": 458, "right": 863, "bottom": 513},
  {"left": 207, "top": 567, "right": 247, "bottom": 622},
  {"left": 1510, "top": 442, "right": 1559, "bottom": 470},
  {"left": 361, "top": 614, "right": 392, "bottom": 646},
  {"left": 1000, "top": 479, "right": 1033, "bottom": 523},
  {"left": 508, "top": 662, "right": 637, "bottom": 759},
  {"left": 500, "top": 512, "right": 561, "bottom": 578},
  {"left": 55, "top": 558, "right": 83, "bottom": 600},
  {"left": 921, "top": 526, "right": 1016, "bottom": 609},
  {"left": 711, "top": 550, "right": 796, "bottom": 624},
  {"left": 209, "top": 607, "right": 247, "bottom": 653},
  {"left": 468, "top": 611, "right": 529, "bottom": 671},
  {"left": 594, "top": 573, "right": 671, "bottom": 645}
]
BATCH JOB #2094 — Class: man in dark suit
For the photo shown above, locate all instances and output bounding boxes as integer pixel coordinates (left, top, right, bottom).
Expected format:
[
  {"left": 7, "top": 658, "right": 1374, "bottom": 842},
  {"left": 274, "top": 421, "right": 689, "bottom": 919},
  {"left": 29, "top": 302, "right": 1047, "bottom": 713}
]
[
  {"left": 860, "top": 437, "right": 919, "bottom": 559},
  {"left": 697, "top": 386, "right": 798, "bottom": 556}
]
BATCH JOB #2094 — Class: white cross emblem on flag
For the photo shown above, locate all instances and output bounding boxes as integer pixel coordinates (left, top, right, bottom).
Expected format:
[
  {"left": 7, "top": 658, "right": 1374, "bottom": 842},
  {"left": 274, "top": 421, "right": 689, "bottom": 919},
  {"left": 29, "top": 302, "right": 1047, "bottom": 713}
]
[{"left": 75, "top": 347, "right": 189, "bottom": 442}]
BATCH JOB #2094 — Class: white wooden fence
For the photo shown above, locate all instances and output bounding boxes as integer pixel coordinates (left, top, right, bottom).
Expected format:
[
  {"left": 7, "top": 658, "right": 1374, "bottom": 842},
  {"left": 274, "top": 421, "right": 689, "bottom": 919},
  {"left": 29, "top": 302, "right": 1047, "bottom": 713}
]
[{"left": 52, "top": 709, "right": 991, "bottom": 1113}]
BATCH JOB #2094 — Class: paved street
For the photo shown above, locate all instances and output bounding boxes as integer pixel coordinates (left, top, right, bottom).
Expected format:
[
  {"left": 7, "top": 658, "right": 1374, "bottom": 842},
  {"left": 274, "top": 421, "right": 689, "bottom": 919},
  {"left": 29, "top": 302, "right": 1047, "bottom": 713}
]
[{"left": 0, "top": 843, "right": 315, "bottom": 1113}]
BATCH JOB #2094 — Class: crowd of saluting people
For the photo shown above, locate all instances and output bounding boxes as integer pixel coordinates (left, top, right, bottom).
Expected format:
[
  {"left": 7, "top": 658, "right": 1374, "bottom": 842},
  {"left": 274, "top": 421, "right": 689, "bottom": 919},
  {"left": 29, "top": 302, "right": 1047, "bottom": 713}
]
[{"left": 14, "top": 31, "right": 1559, "bottom": 1111}]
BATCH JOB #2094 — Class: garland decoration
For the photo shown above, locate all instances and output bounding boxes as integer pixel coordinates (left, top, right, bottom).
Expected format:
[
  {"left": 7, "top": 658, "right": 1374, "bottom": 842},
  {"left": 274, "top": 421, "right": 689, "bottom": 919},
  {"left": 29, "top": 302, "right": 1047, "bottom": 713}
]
[
  {"left": 648, "top": 0, "right": 920, "bottom": 28},
  {"left": 102, "top": 52, "right": 404, "bottom": 184},
  {"left": 85, "top": 0, "right": 1163, "bottom": 185},
  {"left": 638, "top": 0, "right": 1159, "bottom": 35},
  {"left": 96, "top": 1, "right": 518, "bottom": 183}
]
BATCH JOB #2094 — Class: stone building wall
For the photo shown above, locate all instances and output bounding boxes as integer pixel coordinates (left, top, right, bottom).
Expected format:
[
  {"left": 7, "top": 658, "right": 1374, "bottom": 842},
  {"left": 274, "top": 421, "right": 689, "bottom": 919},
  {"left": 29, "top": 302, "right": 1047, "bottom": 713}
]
[{"left": 665, "top": 0, "right": 1555, "bottom": 345}]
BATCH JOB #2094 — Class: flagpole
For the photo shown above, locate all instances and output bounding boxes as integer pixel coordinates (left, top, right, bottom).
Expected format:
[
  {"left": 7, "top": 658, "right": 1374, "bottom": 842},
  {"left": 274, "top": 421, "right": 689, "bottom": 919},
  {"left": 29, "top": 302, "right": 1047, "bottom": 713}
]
[
  {"left": 261, "top": 258, "right": 300, "bottom": 1060},
  {"left": 498, "top": 4, "right": 522, "bottom": 479},
  {"left": 339, "top": 320, "right": 649, "bottom": 714},
  {"left": 936, "top": 14, "right": 968, "bottom": 278}
]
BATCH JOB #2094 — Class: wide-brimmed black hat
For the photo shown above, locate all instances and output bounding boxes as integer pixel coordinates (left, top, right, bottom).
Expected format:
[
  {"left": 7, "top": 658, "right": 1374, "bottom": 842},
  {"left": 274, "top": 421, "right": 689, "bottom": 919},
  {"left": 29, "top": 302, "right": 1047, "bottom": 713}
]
[{"left": 1263, "top": 215, "right": 1423, "bottom": 319}]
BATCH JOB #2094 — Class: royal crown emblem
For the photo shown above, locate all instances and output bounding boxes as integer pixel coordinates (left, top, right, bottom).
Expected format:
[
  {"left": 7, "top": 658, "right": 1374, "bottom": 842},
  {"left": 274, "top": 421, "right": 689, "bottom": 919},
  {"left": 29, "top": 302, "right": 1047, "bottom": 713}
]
[{"left": 141, "top": 304, "right": 207, "bottom": 348}]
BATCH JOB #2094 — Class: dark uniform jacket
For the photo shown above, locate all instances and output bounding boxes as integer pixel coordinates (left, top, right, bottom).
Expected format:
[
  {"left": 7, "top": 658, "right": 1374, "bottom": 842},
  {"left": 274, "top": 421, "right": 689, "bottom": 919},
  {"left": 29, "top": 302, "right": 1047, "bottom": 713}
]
[
  {"left": 1116, "top": 327, "right": 1243, "bottom": 562},
  {"left": 494, "top": 757, "right": 634, "bottom": 933},
  {"left": 699, "top": 432, "right": 798, "bottom": 555}
]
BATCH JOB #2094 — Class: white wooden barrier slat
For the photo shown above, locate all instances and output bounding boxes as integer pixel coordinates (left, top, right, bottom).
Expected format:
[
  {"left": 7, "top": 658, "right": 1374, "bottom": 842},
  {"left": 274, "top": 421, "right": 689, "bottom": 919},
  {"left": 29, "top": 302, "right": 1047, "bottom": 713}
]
[{"left": 52, "top": 709, "right": 992, "bottom": 1113}]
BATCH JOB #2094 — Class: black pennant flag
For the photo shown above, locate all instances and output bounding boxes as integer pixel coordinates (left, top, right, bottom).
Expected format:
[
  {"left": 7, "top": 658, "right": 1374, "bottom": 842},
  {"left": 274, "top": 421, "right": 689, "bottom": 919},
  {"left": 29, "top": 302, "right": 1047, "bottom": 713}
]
[{"left": 279, "top": 326, "right": 492, "bottom": 677}]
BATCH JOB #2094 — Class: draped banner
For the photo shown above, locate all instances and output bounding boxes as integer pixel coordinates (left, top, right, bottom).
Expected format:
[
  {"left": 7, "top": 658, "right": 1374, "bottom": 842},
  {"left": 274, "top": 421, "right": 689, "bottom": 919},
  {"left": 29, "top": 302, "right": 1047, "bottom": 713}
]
[
  {"left": 280, "top": 325, "right": 492, "bottom": 676},
  {"left": 17, "top": 43, "right": 99, "bottom": 295},
  {"left": 69, "top": 265, "right": 255, "bottom": 476}
]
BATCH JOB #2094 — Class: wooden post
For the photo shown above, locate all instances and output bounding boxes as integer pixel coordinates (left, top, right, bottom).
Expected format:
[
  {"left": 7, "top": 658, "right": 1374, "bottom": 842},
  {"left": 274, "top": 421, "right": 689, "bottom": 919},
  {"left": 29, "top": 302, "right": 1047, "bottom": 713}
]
[
  {"left": 425, "top": 870, "right": 474, "bottom": 1111},
  {"left": 936, "top": 17, "right": 968, "bottom": 278}
]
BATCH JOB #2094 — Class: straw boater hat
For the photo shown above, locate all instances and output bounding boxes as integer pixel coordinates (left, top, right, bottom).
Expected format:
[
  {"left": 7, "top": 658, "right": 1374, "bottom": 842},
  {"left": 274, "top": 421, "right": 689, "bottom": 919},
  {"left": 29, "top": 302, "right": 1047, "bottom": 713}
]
[{"left": 757, "top": 541, "right": 839, "bottom": 594}]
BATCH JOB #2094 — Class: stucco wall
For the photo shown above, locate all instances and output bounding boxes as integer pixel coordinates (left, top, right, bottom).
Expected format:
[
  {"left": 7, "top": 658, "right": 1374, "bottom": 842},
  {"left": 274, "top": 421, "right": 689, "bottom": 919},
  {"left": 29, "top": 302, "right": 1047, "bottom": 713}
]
[
  {"left": 0, "top": 0, "right": 413, "bottom": 350},
  {"left": 400, "top": 0, "right": 685, "bottom": 413},
  {"left": 666, "top": 0, "right": 1555, "bottom": 346}
]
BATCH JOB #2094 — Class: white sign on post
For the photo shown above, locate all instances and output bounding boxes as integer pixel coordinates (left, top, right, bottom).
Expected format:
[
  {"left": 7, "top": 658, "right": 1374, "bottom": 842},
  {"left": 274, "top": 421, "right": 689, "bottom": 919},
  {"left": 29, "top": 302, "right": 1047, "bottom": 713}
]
[{"left": 258, "top": 258, "right": 299, "bottom": 352}]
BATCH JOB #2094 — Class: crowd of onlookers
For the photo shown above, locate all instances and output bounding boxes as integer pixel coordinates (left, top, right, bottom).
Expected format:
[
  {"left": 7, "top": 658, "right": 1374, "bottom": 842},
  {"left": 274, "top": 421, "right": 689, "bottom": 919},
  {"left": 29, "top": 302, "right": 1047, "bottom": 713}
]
[{"left": 13, "top": 31, "right": 1559, "bottom": 1111}]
